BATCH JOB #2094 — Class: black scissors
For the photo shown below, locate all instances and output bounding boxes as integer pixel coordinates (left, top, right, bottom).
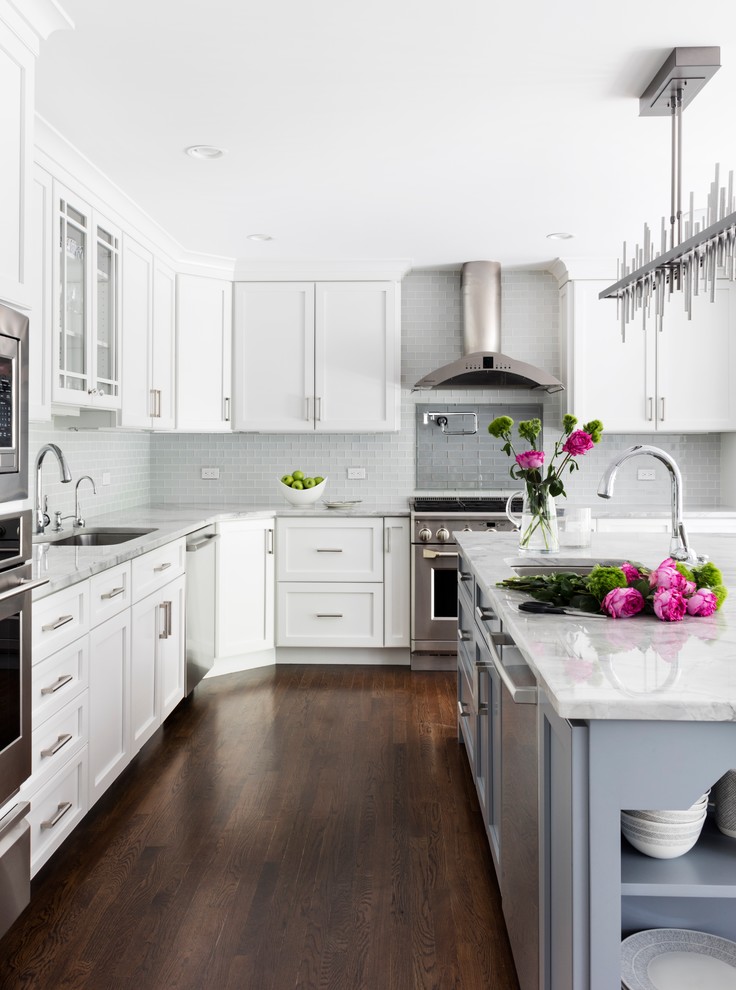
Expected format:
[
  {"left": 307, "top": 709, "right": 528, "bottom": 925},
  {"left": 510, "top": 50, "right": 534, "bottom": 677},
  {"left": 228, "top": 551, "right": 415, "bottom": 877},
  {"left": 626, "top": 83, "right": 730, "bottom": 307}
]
[{"left": 518, "top": 601, "right": 606, "bottom": 619}]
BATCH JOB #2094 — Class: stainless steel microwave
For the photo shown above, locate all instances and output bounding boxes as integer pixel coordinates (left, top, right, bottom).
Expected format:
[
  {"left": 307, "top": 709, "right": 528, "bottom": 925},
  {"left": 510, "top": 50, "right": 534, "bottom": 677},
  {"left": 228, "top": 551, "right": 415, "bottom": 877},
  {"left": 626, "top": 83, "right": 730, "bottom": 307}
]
[{"left": 0, "top": 303, "right": 28, "bottom": 503}]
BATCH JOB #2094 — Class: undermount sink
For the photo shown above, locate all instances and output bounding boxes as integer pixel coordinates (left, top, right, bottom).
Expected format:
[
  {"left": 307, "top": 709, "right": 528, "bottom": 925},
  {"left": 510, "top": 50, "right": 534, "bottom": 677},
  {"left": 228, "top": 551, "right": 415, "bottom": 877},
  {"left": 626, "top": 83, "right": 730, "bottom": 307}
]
[
  {"left": 504, "top": 556, "right": 630, "bottom": 576},
  {"left": 39, "top": 527, "right": 157, "bottom": 547}
]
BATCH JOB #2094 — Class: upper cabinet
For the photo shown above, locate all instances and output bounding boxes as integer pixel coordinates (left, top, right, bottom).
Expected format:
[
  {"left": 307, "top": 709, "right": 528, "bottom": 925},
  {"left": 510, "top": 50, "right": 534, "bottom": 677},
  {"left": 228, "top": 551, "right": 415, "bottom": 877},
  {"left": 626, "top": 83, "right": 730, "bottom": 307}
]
[
  {"left": 0, "top": 21, "right": 34, "bottom": 309},
  {"left": 120, "top": 237, "right": 176, "bottom": 430},
  {"left": 561, "top": 277, "right": 736, "bottom": 432},
  {"left": 29, "top": 165, "right": 53, "bottom": 421},
  {"left": 232, "top": 280, "right": 400, "bottom": 433},
  {"left": 52, "top": 182, "right": 121, "bottom": 410},
  {"left": 176, "top": 274, "right": 232, "bottom": 432}
]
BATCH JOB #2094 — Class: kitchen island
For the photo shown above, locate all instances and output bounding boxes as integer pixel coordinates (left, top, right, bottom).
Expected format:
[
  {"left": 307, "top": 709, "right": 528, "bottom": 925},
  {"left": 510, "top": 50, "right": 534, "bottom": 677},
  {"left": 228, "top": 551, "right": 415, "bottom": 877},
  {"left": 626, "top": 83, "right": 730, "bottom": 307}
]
[{"left": 454, "top": 529, "right": 736, "bottom": 990}]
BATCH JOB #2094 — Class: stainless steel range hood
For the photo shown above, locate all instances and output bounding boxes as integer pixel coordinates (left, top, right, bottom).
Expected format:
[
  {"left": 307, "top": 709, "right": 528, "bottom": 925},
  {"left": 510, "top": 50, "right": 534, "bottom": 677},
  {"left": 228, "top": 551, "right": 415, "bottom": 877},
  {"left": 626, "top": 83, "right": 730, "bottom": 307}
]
[{"left": 413, "top": 261, "right": 564, "bottom": 393}]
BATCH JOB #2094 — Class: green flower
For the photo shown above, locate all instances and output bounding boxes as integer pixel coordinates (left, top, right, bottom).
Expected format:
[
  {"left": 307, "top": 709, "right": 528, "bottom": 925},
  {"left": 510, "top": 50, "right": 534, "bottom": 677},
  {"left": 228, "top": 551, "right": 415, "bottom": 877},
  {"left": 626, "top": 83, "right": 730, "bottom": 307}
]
[
  {"left": 488, "top": 416, "right": 514, "bottom": 439},
  {"left": 582, "top": 419, "right": 604, "bottom": 443},
  {"left": 675, "top": 563, "right": 695, "bottom": 583},
  {"left": 692, "top": 562, "right": 724, "bottom": 589},
  {"left": 586, "top": 565, "right": 628, "bottom": 601},
  {"left": 562, "top": 414, "right": 578, "bottom": 434},
  {"left": 712, "top": 584, "right": 729, "bottom": 609},
  {"left": 518, "top": 418, "right": 542, "bottom": 443}
]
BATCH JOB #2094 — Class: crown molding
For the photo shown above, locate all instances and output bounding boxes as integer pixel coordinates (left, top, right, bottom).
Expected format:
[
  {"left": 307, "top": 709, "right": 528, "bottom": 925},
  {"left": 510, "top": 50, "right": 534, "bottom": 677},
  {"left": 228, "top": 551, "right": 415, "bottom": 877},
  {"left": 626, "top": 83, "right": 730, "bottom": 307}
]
[
  {"left": 548, "top": 256, "right": 618, "bottom": 286},
  {"left": 1, "top": 0, "right": 72, "bottom": 52},
  {"left": 232, "top": 259, "right": 412, "bottom": 282}
]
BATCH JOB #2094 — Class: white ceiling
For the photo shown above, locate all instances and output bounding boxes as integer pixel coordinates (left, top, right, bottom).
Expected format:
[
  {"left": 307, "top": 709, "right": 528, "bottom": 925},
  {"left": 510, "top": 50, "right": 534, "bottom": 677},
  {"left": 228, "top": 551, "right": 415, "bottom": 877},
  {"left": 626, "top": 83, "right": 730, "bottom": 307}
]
[{"left": 34, "top": 0, "right": 736, "bottom": 271}]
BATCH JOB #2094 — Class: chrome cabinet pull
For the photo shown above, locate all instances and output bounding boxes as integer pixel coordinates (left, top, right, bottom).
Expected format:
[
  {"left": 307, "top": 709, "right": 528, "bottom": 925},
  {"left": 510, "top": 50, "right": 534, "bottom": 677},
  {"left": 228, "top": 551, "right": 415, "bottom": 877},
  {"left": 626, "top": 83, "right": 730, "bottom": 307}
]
[
  {"left": 42, "top": 614, "right": 74, "bottom": 632},
  {"left": 153, "top": 562, "right": 172, "bottom": 573},
  {"left": 266, "top": 528, "right": 274, "bottom": 555},
  {"left": 41, "top": 674, "right": 73, "bottom": 696},
  {"left": 155, "top": 389, "right": 162, "bottom": 418},
  {"left": 223, "top": 396, "right": 231, "bottom": 422},
  {"left": 316, "top": 396, "right": 322, "bottom": 421},
  {"left": 41, "top": 733, "right": 72, "bottom": 758},
  {"left": 475, "top": 605, "right": 497, "bottom": 622},
  {"left": 648, "top": 396, "right": 654, "bottom": 421},
  {"left": 150, "top": 388, "right": 162, "bottom": 418},
  {"left": 385, "top": 527, "right": 391, "bottom": 554},
  {"left": 316, "top": 613, "right": 343, "bottom": 618},
  {"left": 316, "top": 548, "right": 342, "bottom": 553},
  {"left": 457, "top": 700, "right": 471, "bottom": 719},
  {"left": 100, "top": 586, "right": 125, "bottom": 600},
  {"left": 41, "top": 801, "right": 72, "bottom": 831},
  {"left": 660, "top": 396, "right": 666, "bottom": 421},
  {"left": 159, "top": 601, "right": 172, "bottom": 639},
  {"left": 167, "top": 601, "right": 172, "bottom": 637},
  {"left": 424, "top": 549, "right": 459, "bottom": 559},
  {"left": 187, "top": 535, "right": 217, "bottom": 553}
]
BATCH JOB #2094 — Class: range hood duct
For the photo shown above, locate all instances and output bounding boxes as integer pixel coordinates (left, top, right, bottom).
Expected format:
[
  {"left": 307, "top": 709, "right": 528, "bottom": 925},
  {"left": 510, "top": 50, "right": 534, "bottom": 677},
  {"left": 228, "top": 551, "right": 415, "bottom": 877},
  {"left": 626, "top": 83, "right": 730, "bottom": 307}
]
[{"left": 413, "top": 261, "right": 564, "bottom": 392}]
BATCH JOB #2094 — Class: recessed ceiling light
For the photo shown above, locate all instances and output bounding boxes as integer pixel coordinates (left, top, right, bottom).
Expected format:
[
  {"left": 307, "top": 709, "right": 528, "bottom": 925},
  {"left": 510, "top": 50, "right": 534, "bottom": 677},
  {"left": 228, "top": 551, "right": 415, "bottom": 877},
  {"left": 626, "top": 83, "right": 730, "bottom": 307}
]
[
  {"left": 546, "top": 231, "right": 575, "bottom": 240},
  {"left": 185, "top": 145, "right": 225, "bottom": 160},
  {"left": 247, "top": 233, "right": 274, "bottom": 242}
]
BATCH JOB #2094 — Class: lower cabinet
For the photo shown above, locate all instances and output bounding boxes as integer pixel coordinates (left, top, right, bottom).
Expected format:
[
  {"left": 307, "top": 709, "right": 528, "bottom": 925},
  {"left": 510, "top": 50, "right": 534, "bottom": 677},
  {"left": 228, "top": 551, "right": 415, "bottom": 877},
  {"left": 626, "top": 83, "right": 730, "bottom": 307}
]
[
  {"left": 215, "top": 518, "right": 274, "bottom": 661},
  {"left": 89, "top": 609, "right": 131, "bottom": 806}
]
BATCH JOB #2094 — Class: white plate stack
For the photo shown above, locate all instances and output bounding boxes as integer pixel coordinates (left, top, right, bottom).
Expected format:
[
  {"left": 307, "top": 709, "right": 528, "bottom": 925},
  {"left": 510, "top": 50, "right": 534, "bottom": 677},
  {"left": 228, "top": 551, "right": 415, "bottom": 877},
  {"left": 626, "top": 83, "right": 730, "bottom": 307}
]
[
  {"left": 621, "top": 928, "right": 736, "bottom": 989},
  {"left": 621, "top": 792, "right": 709, "bottom": 859}
]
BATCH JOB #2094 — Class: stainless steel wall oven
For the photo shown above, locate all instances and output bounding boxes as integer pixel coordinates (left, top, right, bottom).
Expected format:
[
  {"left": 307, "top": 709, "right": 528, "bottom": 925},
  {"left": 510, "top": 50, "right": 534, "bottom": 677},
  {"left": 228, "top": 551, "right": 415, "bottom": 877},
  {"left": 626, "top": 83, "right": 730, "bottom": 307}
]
[
  {"left": 0, "top": 303, "right": 28, "bottom": 503},
  {"left": 410, "top": 497, "right": 519, "bottom": 669}
]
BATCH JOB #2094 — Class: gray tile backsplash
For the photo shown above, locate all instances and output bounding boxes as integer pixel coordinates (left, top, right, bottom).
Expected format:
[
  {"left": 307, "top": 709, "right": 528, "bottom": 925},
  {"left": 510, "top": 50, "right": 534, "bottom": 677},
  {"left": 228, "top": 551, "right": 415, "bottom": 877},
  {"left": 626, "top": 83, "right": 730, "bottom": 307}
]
[{"left": 29, "top": 268, "right": 723, "bottom": 514}]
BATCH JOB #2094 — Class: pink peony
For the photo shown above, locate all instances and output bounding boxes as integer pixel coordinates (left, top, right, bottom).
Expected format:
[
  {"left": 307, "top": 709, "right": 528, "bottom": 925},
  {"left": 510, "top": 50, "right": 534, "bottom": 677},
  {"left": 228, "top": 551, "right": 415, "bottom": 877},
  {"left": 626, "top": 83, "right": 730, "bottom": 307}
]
[
  {"left": 602, "top": 586, "right": 645, "bottom": 619},
  {"left": 686, "top": 588, "right": 718, "bottom": 617},
  {"left": 515, "top": 449, "right": 545, "bottom": 470},
  {"left": 621, "top": 562, "right": 642, "bottom": 584},
  {"left": 652, "top": 587, "right": 687, "bottom": 622},
  {"left": 562, "top": 430, "right": 594, "bottom": 456},
  {"left": 649, "top": 559, "right": 688, "bottom": 592}
]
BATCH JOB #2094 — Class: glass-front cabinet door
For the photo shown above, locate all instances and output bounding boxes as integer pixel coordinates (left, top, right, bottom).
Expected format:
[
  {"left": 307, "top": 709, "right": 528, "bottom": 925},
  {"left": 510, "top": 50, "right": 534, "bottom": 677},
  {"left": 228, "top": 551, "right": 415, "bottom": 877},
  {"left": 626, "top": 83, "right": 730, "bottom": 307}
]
[{"left": 53, "top": 182, "right": 120, "bottom": 409}]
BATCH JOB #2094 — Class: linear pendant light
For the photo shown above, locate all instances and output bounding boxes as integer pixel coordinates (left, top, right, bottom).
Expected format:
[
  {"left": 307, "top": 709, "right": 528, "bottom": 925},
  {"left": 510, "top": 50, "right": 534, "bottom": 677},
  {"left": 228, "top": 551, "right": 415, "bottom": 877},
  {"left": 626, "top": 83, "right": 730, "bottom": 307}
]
[{"left": 598, "top": 47, "right": 735, "bottom": 338}]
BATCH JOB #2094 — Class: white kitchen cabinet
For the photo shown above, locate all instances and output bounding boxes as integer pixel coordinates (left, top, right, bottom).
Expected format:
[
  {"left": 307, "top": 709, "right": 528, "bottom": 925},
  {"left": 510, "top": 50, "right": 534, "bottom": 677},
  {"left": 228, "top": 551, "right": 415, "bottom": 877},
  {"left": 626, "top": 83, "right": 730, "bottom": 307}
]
[
  {"left": 52, "top": 181, "right": 121, "bottom": 409},
  {"left": 0, "top": 21, "right": 34, "bottom": 309},
  {"left": 24, "top": 747, "right": 88, "bottom": 877},
  {"left": 383, "top": 516, "right": 410, "bottom": 648},
  {"left": 276, "top": 583, "right": 383, "bottom": 647},
  {"left": 176, "top": 274, "right": 232, "bottom": 431},
  {"left": 232, "top": 280, "right": 400, "bottom": 433},
  {"left": 276, "top": 517, "right": 383, "bottom": 582},
  {"left": 130, "top": 573, "right": 185, "bottom": 752},
  {"left": 562, "top": 278, "right": 736, "bottom": 432},
  {"left": 88, "top": 608, "right": 131, "bottom": 806},
  {"left": 29, "top": 164, "right": 53, "bottom": 421},
  {"left": 120, "top": 237, "right": 176, "bottom": 430},
  {"left": 215, "top": 518, "right": 274, "bottom": 659}
]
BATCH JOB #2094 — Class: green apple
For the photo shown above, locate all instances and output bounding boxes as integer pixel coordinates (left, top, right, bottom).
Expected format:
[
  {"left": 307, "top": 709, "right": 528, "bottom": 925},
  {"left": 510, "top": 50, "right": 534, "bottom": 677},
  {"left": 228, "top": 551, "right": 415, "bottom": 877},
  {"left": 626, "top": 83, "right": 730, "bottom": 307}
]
[
  {"left": 291, "top": 480, "right": 304, "bottom": 490},
  {"left": 303, "top": 478, "right": 316, "bottom": 488},
  {"left": 313, "top": 476, "right": 324, "bottom": 484},
  {"left": 292, "top": 470, "right": 304, "bottom": 481},
  {"left": 281, "top": 474, "right": 294, "bottom": 487}
]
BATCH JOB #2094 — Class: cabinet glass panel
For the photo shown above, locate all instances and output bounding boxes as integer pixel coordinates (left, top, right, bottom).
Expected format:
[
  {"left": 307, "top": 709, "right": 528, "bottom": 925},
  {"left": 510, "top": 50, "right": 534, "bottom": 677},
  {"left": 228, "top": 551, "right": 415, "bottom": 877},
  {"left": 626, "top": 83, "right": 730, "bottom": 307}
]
[
  {"left": 95, "top": 226, "right": 118, "bottom": 398},
  {"left": 59, "top": 200, "right": 87, "bottom": 392}
]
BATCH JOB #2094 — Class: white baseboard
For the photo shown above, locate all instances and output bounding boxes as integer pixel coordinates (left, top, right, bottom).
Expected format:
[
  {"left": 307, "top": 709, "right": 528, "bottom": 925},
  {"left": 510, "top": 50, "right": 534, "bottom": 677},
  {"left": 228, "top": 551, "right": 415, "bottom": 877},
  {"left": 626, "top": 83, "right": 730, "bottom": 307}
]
[{"left": 275, "top": 647, "right": 410, "bottom": 666}]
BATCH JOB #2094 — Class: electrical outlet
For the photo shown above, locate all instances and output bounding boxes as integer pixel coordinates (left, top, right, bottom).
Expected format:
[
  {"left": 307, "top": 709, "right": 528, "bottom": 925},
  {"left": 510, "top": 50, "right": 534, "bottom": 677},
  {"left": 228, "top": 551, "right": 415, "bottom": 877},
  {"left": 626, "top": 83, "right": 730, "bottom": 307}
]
[
  {"left": 201, "top": 467, "right": 220, "bottom": 480},
  {"left": 637, "top": 468, "right": 656, "bottom": 481},
  {"left": 102, "top": 472, "right": 111, "bottom": 486},
  {"left": 347, "top": 467, "right": 366, "bottom": 480}
]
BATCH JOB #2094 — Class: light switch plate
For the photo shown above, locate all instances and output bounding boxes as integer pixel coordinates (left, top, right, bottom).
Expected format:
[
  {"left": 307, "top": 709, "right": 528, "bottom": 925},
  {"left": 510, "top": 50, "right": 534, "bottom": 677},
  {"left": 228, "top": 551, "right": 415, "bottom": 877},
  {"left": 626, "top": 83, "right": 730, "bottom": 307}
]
[{"left": 201, "top": 467, "right": 220, "bottom": 480}]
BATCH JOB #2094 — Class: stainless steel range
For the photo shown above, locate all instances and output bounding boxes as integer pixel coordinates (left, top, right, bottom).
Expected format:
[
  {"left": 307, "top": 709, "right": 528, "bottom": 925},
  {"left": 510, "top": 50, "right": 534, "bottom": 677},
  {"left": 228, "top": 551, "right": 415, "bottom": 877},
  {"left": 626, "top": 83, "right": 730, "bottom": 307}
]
[{"left": 410, "top": 496, "right": 520, "bottom": 670}]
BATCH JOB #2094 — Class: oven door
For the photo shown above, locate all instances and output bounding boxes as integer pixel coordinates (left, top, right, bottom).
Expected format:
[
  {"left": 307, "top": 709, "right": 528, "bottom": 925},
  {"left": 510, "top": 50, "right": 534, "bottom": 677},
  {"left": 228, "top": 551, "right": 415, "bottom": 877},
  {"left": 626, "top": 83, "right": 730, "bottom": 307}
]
[
  {"left": 411, "top": 544, "right": 459, "bottom": 652},
  {"left": 0, "top": 565, "right": 44, "bottom": 807},
  {"left": 0, "top": 304, "right": 29, "bottom": 502}
]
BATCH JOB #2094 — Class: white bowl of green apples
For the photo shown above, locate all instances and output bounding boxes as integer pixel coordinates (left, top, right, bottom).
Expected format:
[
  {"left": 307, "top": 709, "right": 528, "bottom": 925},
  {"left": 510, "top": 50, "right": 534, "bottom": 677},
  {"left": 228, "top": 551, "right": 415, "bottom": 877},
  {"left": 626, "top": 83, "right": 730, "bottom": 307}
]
[{"left": 279, "top": 471, "right": 327, "bottom": 505}]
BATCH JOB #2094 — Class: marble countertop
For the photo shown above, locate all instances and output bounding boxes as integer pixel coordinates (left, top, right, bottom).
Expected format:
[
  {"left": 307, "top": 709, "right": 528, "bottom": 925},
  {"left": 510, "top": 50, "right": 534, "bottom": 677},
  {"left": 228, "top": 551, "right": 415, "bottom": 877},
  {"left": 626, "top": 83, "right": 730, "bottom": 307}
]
[
  {"left": 454, "top": 530, "right": 736, "bottom": 723},
  {"left": 31, "top": 502, "right": 409, "bottom": 598}
]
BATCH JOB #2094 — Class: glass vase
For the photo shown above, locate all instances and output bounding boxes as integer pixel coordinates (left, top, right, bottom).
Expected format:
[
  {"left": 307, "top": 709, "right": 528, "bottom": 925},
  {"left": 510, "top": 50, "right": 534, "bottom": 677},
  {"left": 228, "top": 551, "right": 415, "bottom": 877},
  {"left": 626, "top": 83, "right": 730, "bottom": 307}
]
[{"left": 506, "top": 485, "right": 559, "bottom": 554}]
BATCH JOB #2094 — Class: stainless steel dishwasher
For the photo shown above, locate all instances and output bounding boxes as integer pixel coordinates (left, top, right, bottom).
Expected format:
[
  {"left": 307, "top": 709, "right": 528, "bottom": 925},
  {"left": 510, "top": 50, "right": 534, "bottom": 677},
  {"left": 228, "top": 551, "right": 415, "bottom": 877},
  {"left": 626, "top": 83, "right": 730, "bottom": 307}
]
[
  {"left": 492, "top": 629, "right": 540, "bottom": 990},
  {"left": 185, "top": 527, "right": 218, "bottom": 694}
]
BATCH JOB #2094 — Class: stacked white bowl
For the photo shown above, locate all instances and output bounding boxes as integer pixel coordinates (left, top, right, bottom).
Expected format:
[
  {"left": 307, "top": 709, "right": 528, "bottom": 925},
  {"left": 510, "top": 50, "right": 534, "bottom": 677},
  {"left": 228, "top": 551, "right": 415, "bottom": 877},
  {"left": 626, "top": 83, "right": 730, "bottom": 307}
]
[{"left": 621, "top": 792, "right": 709, "bottom": 859}]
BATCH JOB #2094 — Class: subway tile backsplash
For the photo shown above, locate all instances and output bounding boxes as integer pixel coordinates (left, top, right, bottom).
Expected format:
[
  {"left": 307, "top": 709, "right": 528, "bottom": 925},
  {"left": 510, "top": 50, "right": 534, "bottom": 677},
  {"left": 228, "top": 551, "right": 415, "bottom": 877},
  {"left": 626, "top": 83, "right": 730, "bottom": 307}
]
[{"left": 29, "top": 268, "right": 723, "bottom": 515}]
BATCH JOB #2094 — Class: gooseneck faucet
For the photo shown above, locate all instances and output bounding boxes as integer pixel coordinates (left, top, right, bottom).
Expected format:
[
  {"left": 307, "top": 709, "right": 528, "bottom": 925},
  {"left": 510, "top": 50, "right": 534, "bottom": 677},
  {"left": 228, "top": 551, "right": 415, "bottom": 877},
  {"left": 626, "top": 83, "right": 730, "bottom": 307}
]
[
  {"left": 34, "top": 443, "right": 72, "bottom": 535},
  {"left": 597, "top": 444, "right": 706, "bottom": 566},
  {"left": 73, "top": 475, "right": 96, "bottom": 528}
]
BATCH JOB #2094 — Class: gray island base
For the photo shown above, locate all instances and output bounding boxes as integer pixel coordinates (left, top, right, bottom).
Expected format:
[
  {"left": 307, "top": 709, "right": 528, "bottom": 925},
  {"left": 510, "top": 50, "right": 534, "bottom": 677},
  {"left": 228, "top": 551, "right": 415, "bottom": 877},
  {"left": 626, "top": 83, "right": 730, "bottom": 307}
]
[{"left": 454, "top": 530, "right": 736, "bottom": 990}]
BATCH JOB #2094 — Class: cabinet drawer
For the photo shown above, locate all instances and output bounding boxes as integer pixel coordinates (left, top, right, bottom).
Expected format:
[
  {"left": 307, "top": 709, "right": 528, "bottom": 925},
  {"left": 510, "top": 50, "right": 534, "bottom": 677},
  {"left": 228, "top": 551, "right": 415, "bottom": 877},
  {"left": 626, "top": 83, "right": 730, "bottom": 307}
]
[
  {"left": 90, "top": 561, "right": 132, "bottom": 626},
  {"left": 25, "top": 747, "right": 88, "bottom": 877},
  {"left": 132, "top": 538, "right": 185, "bottom": 602},
  {"left": 276, "top": 583, "right": 383, "bottom": 647},
  {"left": 32, "top": 638, "right": 89, "bottom": 724},
  {"left": 28, "top": 691, "right": 88, "bottom": 794},
  {"left": 32, "top": 582, "right": 90, "bottom": 662},
  {"left": 276, "top": 519, "right": 383, "bottom": 581}
]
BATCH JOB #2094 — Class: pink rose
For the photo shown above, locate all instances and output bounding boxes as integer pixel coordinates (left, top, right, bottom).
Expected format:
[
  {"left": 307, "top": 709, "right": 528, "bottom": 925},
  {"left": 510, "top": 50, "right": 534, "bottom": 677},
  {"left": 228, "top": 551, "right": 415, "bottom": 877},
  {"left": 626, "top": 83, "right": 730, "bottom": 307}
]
[
  {"left": 686, "top": 588, "right": 718, "bottom": 617},
  {"left": 602, "top": 586, "right": 645, "bottom": 618},
  {"left": 648, "top": 559, "right": 686, "bottom": 591},
  {"left": 515, "top": 449, "right": 545, "bottom": 470},
  {"left": 621, "top": 562, "right": 642, "bottom": 584},
  {"left": 562, "top": 430, "right": 594, "bottom": 456},
  {"left": 652, "top": 588, "right": 687, "bottom": 622}
]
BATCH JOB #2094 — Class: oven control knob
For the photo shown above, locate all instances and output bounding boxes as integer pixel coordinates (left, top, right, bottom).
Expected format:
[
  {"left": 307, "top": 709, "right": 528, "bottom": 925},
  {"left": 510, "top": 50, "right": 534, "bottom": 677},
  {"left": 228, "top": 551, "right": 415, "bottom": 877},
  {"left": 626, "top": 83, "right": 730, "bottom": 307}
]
[
  {"left": 418, "top": 527, "right": 432, "bottom": 542},
  {"left": 436, "top": 526, "right": 451, "bottom": 543}
]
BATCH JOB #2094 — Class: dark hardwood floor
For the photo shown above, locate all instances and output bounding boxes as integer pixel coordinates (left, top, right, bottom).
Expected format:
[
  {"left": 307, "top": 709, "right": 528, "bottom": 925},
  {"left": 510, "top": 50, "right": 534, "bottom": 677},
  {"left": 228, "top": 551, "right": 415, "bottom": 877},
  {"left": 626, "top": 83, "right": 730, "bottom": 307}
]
[{"left": 0, "top": 665, "right": 520, "bottom": 990}]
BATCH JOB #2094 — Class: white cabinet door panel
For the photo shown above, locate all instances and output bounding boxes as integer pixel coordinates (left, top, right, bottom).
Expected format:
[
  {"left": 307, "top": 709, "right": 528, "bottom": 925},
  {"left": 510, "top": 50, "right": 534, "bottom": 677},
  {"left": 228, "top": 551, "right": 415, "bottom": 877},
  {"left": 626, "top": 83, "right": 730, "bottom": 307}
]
[
  {"left": 276, "top": 518, "right": 383, "bottom": 582},
  {"left": 159, "top": 575, "right": 185, "bottom": 721},
  {"left": 176, "top": 275, "right": 232, "bottom": 431},
  {"left": 383, "top": 517, "right": 410, "bottom": 648},
  {"left": 120, "top": 236, "right": 153, "bottom": 428},
  {"left": 277, "top": 583, "right": 383, "bottom": 647},
  {"left": 216, "top": 519, "right": 274, "bottom": 657},
  {"left": 151, "top": 259, "right": 176, "bottom": 429},
  {"left": 29, "top": 165, "right": 53, "bottom": 421},
  {"left": 88, "top": 609, "right": 130, "bottom": 806},
  {"left": 130, "top": 591, "right": 160, "bottom": 755}
]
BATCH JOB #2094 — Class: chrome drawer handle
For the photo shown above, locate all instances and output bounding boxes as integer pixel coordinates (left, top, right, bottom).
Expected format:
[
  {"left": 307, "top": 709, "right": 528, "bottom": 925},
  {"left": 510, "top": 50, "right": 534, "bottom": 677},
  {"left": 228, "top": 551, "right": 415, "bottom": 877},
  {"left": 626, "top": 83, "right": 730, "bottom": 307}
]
[
  {"left": 316, "top": 548, "right": 343, "bottom": 553},
  {"left": 316, "top": 613, "right": 343, "bottom": 618},
  {"left": 457, "top": 700, "right": 471, "bottom": 719},
  {"left": 41, "top": 801, "right": 72, "bottom": 831},
  {"left": 186, "top": 535, "right": 217, "bottom": 553},
  {"left": 42, "top": 614, "right": 74, "bottom": 632},
  {"left": 100, "top": 586, "right": 125, "bottom": 600},
  {"left": 41, "top": 733, "right": 73, "bottom": 758},
  {"left": 424, "top": 549, "right": 459, "bottom": 559},
  {"left": 159, "top": 601, "right": 172, "bottom": 639},
  {"left": 41, "top": 674, "right": 73, "bottom": 696},
  {"left": 153, "top": 562, "right": 172, "bottom": 572}
]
